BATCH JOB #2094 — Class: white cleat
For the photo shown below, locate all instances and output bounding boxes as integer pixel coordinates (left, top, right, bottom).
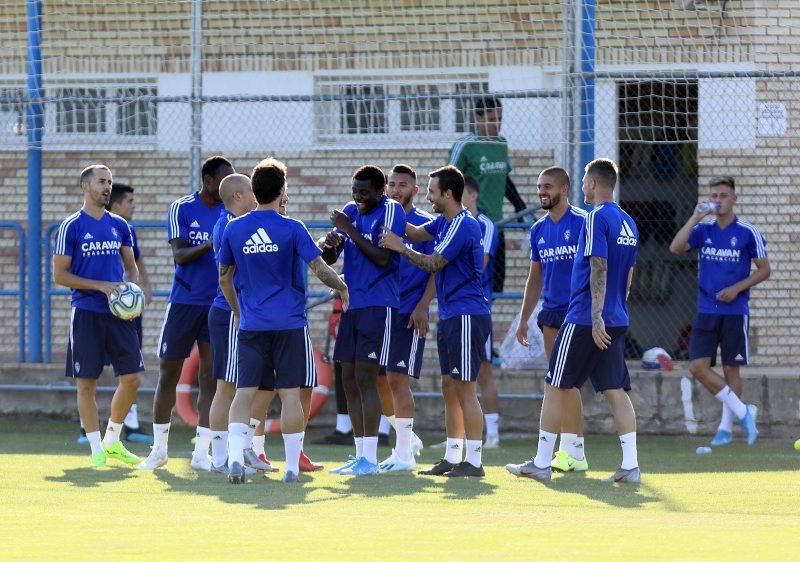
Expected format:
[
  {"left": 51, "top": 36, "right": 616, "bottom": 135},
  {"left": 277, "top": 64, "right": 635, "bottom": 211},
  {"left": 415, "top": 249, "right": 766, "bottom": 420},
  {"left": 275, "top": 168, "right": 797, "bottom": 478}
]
[
  {"left": 411, "top": 433, "right": 424, "bottom": 457},
  {"left": 190, "top": 452, "right": 213, "bottom": 472},
  {"left": 137, "top": 446, "right": 168, "bottom": 470},
  {"left": 379, "top": 451, "right": 416, "bottom": 473},
  {"left": 484, "top": 434, "right": 500, "bottom": 449},
  {"left": 243, "top": 448, "right": 272, "bottom": 472}
]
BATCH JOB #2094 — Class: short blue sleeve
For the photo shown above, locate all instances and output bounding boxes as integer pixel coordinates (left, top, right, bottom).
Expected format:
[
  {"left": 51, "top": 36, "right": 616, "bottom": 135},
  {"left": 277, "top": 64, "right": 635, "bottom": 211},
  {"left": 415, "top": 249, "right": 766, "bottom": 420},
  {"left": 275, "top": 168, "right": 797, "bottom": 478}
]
[
  {"left": 54, "top": 218, "right": 76, "bottom": 257},
  {"left": 295, "top": 221, "right": 323, "bottom": 264},
  {"left": 687, "top": 224, "right": 704, "bottom": 250},
  {"left": 435, "top": 218, "right": 468, "bottom": 262},
  {"left": 130, "top": 226, "right": 141, "bottom": 261},
  {"left": 118, "top": 217, "right": 133, "bottom": 248},
  {"left": 167, "top": 200, "right": 188, "bottom": 242},
  {"left": 529, "top": 223, "right": 541, "bottom": 262},
  {"left": 218, "top": 222, "right": 235, "bottom": 267},
  {"left": 386, "top": 203, "right": 406, "bottom": 237},
  {"left": 422, "top": 217, "right": 441, "bottom": 238},
  {"left": 584, "top": 211, "right": 609, "bottom": 259},
  {"left": 746, "top": 226, "right": 767, "bottom": 259}
]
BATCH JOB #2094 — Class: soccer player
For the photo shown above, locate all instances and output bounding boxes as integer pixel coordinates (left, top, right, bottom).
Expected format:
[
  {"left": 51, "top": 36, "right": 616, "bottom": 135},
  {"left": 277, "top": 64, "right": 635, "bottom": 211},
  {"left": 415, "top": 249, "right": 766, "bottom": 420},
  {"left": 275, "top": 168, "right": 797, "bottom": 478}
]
[
  {"left": 320, "top": 165, "right": 406, "bottom": 476},
  {"left": 506, "top": 158, "right": 641, "bottom": 483},
  {"left": 669, "top": 176, "right": 767, "bottom": 446},
  {"left": 380, "top": 165, "right": 490, "bottom": 478},
  {"left": 53, "top": 165, "right": 144, "bottom": 467},
  {"left": 218, "top": 157, "right": 349, "bottom": 483},
  {"left": 448, "top": 96, "right": 526, "bottom": 292},
  {"left": 139, "top": 156, "right": 232, "bottom": 470},
  {"left": 516, "top": 167, "right": 589, "bottom": 472}
]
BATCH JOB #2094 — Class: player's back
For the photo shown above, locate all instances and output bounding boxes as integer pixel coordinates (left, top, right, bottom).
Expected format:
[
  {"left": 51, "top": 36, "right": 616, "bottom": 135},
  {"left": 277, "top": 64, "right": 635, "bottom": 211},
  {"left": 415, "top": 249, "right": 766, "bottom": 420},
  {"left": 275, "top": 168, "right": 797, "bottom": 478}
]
[{"left": 211, "top": 209, "right": 235, "bottom": 311}]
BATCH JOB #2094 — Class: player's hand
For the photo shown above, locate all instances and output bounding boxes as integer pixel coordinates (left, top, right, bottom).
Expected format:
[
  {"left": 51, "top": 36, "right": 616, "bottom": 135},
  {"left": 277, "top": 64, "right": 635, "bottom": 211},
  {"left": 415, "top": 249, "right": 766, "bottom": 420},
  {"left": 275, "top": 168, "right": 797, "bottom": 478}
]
[
  {"left": 692, "top": 202, "right": 714, "bottom": 221},
  {"left": 338, "top": 287, "right": 350, "bottom": 312},
  {"left": 408, "top": 306, "right": 429, "bottom": 339},
  {"left": 232, "top": 313, "right": 240, "bottom": 331},
  {"left": 516, "top": 321, "right": 530, "bottom": 347},
  {"left": 330, "top": 209, "right": 352, "bottom": 233},
  {"left": 716, "top": 286, "right": 739, "bottom": 303},
  {"left": 591, "top": 316, "right": 611, "bottom": 350},
  {"left": 97, "top": 281, "right": 122, "bottom": 297},
  {"left": 379, "top": 229, "right": 405, "bottom": 253},
  {"left": 323, "top": 231, "right": 344, "bottom": 249}
]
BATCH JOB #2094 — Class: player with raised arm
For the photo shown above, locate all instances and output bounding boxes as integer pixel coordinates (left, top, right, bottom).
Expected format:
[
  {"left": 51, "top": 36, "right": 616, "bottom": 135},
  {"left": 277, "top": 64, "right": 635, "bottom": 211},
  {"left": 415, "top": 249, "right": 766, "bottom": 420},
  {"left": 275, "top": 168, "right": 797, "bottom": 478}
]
[
  {"left": 218, "top": 158, "right": 349, "bottom": 483},
  {"left": 669, "top": 176, "right": 767, "bottom": 446},
  {"left": 506, "top": 158, "right": 640, "bottom": 483},
  {"left": 53, "top": 165, "right": 145, "bottom": 467},
  {"left": 139, "top": 156, "right": 232, "bottom": 470},
  {"left": 516, "top": 167, "right": 589, "bottom": 472},
  {"left": 380, "top": 165, "right": 490, "bottom": 478}
]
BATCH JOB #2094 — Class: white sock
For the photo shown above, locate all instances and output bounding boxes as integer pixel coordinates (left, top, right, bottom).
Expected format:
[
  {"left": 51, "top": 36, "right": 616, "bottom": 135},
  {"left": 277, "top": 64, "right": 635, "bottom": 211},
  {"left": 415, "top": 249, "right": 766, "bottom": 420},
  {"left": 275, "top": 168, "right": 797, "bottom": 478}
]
[
  {"left": 533, "top": 430, "right": 557, "bottom": 469},
  {"left": 211, "top": 430, "right": 228, "bottom": 467},
  {"left": 102, "top": 421, "right": 123, "bottom": 447},
  {"left": 719, "top": 404, "right": 735, "bottom": 432},
  {"left": 252, "top": 434, "right": 266, "bottom": 457},
  {"left": 86, "top": 431, "right": 102, "bottom": 455},
  {"left": 559, "top": 432, "right": 578, "bottom": 456},
  {"left": 379, "top": 415, "right": 391, "bottom": 436},
  {"left": 153, "top": 423, "right": 170, "bottom": 450},
  {"left": 465, "top": 439, "right": 483, "bottom": 468},
  {"left": 355, "top": 436, "right": 364, "bottom": 458},
  {"left": 335, "top": 414, "right": 352, "bottom": 434},
  {"left": 714, "top": 386, "right": 747, "bottom": 420},
  {"left": 124, "top": 403, "right": 140, "bottom": 429},
  {"left": 395, "top": 417, "right": 414, "bottom": 462},
  {"left": 387, "top": 415, "right": 397, "bottom": 429},
  {"left": 620, "top": 432, "right": 638, "bottom": 470},
  {"left": 573, "top": 435, "right": 586, "bottom": 461},
  {"left": 363, "top": 436, "right": 379, "bottom": 464},
  {"left": 444, "top": 437, "right": 464, "bottom": 464},
  {"left": 283, "top": 431, "right": 304, "bottom": 474},
  {"left": 193, "top": 426, "right": 212, "bottom": 456},
  {"left": 485, "top": 413, "right": 500, "bottom": 437},
  {"left": 227, "top": 422, "right": 249, "bottom": 467}
]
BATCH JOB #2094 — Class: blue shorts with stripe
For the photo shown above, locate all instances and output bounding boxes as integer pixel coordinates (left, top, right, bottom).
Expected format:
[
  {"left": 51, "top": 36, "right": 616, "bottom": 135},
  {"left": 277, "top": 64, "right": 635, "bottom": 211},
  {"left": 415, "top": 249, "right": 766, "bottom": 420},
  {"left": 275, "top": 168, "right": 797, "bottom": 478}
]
[
  {"left": 689, "top": 313, "right": 749, "bottom": 366},
  {"left": 437, "top": 314, "right": 492, "bottom": 382},
  {"left": 382, "top": 313, "right": 426, "bottom": 378},
  {"left": 66, "top": 308, "right": 145, "bottom": 379},
  {"left": 537, "top": 308, "right": 567, "bottom": 331},
  {"left": 157, "top": 302, "right": 211, "bottom": 360},
  {"left": 237, "top": 326, "right": 316, "bottom": 390},
  {"left": 545, "top": 322, "right": 630, "bottom": 392},
  {"left": 208, "top": 305, "right": 238, "bottom": 383},
  {"left": 333, "top": 306, "right": 392, "bottom": 366}
]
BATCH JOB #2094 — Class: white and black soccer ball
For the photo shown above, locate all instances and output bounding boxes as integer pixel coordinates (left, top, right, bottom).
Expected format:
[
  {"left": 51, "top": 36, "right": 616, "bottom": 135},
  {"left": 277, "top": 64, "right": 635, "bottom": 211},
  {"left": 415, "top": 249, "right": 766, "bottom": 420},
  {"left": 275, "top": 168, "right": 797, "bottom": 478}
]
[{"left": 108, "top": 282, "right": 145, "bottom": 320}]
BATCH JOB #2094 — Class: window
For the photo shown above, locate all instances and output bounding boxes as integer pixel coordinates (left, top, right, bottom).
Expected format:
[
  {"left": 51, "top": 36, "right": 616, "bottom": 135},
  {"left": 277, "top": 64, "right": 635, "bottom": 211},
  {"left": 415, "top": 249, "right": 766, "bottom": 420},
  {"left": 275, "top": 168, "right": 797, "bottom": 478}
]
[
  {"left": 0, "top": 88, "right": 25, "bottom": 137},
  {"left": 341, "top": 84, "right": 386, "bottom": 135},
  {"left": 400, "top": 84, "right": 440, "bottom": 132},
  {"left": 455, "top": 81, "right": 489, "bottom": 134},
  {"left": 55, "top": 88, "right": 106, "bottom": 134},
  {"left": 116, "top": 87, "right": 157, "bottom": 136}
]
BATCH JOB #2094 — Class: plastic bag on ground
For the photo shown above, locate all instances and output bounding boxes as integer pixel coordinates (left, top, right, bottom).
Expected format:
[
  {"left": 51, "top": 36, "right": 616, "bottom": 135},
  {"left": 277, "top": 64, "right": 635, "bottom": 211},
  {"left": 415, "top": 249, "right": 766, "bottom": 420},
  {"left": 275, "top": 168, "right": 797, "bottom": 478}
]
[{"left": 498, "top": 305, "right": 548, "bottom": 370}]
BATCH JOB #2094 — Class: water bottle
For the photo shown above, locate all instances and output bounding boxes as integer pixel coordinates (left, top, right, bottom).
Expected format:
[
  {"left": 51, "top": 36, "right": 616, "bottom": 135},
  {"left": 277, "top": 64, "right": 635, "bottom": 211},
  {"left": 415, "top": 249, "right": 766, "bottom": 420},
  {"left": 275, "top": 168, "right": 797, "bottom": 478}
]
[
  {"left": 697, "top": 201, "right": 719, "bottom": 214},
  {"left": 695, "top": 446, "right": 712, "bottom": 455}
]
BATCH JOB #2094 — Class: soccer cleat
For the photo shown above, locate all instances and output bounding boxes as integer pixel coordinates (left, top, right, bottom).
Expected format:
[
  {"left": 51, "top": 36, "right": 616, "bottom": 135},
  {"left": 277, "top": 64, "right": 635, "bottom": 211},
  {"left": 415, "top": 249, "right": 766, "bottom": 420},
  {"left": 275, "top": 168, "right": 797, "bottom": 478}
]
[
  {"left": 77, "top": 428, "right": 89, "bottom": 445},
  {"left": 444, "top": 461, "right": 485, "bottom": 478},
  {"left": 243, "top": 448, "right": 273, "bottom": 472},
  {"left": 551, "top": 450, "right": 589, "bottom": 472},
  {"left": 342, "top": 457, "right": 380, "bottom": 477},
  {"left": 484, "top": 434, "right": 500, "bottom": 449},
  {"left": 740, "top": 404, "right": 759, "bottom": 446},
  {"left": 102, "top": 440, "right": 141, "bottom": 465},
  {"left": 256, "top": 453, "right": 280, "bottom": 473},
  {"left": 228, "top": 461, "right": 247, "bottom": 484},
  {"left": 137, "top": 446, "right": 168, "bottom": 470},
  {"left": 604, "top": 466, "right": 641, "bottom": 483},
  {"left": 190, "top": 452, "right": 213, "bottom": 472},
  {"left": 329, "top": 456, "right": 359, "bottom": 474},
  {"left": 430, "top": 440, "right": 448, "bottom": 450},
  {"left": 379, "top": 451, "right": 416, "bottom": 473},
  {"left": 299, "top": 451, "right": 324, "bottom": 472},
  {"left": 505, "top": 458, "right": 552, "bottom": 481},
  {"left": 312, "top": 430, "right": 354, "bottom": 446},
  {"left": 411, "top": 432, "right": 424, "bottom": 457},
  {"left": 91, "top": 450, "right": 107, "bottom": 467},
  {"left": 378, "top": 433, "right": 391, "bottom": 447},
  {"left": 212, "top": 462, "right": 257, "bottom": 476},
  {"left": 282, "top": 470, "right": 300, "bottom": 483},
  {"left": 710, "top": 429, "right": 733, "bottom": 447},
  {"left": 122, "top": 426, "right": 154, "bottom": 444},
  {"left": 418, "top": 458, "right": 456, "bottom": 476}
]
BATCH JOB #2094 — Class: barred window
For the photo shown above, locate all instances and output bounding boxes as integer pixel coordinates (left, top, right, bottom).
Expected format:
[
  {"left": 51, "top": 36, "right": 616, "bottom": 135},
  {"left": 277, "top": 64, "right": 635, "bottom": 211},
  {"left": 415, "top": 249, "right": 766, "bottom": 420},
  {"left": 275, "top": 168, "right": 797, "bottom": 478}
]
[
  {"left": 0, "top": 88, "right": 25, "bottom": 137},
  {"left": 455, "top": 81, "right": 489, "bottom": 134},
  {"left": 116, "top": 87, "right": 157, "bottom": 136},
  {"left": 400, "top": 84, "right": 440, "bottom": 132},
  {"left": 341, "top": 84, "right": 387, "bottom": 135},
  {"left": 55, "top": 88, "right": 106, "bottom": 134}
]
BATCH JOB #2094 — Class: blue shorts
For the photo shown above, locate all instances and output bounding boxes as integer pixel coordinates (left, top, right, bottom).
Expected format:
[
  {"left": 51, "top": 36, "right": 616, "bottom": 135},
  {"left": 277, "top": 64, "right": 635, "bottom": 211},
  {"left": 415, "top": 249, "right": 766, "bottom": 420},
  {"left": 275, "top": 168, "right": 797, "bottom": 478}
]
[
  {"left": 333, "top": 306, "right": 392, "bottom": 366},
  {"left": 237, "top": 326, "right": 316, "bottom": 390},
  {"left": 689, "top": 313, "right": 749, "bottom": 366},
  {"left": 104, "top": 314, "right": 143, "bottom": 367},
  {"left": 437, "top": 314, "right": 492, "bottom": 382},
  {"left": 545, "top": 322, "right": 631, "bottom": 392},
  {"left": 208, "top": 306, "right": 238, "bottom": 383},
  {"left": 537, "top": 308, "right": 567, "bottom": 331},
  {"left": 384, "top": 313, "right": 426, "bottom": 378},
  {"left": 66, "top": 308, "right": 145, "bottom": 379},
  {"left": 157, "top": 302, "right": 211, "bottom": 360}
]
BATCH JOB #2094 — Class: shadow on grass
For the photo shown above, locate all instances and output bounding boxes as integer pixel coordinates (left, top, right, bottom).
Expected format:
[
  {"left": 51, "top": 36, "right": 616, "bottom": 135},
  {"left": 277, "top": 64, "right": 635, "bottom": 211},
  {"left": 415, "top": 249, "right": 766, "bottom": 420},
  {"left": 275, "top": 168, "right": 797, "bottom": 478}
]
[{"left": 44, "top": 465, "right": 137, "bottom": 488}]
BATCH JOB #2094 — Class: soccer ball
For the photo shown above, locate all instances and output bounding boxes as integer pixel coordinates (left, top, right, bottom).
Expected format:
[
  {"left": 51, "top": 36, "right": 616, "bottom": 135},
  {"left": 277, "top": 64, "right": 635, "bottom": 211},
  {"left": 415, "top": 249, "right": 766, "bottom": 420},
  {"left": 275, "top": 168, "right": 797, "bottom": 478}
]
[{"left": 108, "top": 282, "right": 145, "bottom": 320}]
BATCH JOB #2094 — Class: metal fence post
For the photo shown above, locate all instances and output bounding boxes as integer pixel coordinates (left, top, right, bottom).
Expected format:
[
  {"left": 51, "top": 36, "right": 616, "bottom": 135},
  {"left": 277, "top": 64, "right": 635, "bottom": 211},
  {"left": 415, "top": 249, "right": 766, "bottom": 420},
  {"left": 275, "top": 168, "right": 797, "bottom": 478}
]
[{"left": 189, "top": 0, "right": 203, "bottom": 193}]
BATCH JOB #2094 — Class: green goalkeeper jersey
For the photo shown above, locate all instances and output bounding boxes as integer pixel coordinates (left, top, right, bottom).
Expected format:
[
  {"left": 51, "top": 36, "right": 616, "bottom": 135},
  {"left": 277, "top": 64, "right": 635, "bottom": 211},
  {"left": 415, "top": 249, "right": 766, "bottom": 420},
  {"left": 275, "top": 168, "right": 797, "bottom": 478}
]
[{"left": 448, "top": 133, "right": 512, "bottom": 222}]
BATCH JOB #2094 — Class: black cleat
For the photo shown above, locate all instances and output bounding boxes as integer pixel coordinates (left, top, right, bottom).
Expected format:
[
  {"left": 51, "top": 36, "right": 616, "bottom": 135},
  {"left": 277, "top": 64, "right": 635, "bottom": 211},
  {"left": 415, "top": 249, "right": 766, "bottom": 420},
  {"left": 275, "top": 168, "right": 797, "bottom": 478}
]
[
  {"left": 228, "top": 461, "right": 247, "bottom": 484},
  {"left": 312, "top": 430, "right": 354, "bottom": 446},
  {"left": 444, "top": 461, "right": 485, "bottom": 478},
  {"left": 419, "top": 458, "right": 456, "bottom": 476}
]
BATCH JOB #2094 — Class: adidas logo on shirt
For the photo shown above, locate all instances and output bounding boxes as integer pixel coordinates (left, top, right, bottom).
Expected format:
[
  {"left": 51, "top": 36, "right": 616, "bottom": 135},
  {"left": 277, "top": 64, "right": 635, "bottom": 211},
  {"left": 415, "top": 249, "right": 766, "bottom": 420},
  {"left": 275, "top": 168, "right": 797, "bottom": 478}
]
[
  {"left": 705, "top": 238, "right": 713, "bottom": 245},
  {"left": 190, "top": 220, "right": 200, "bottom": 228},
  {"left": 617, "top": 221, "right": 637, "bottom": 246},
  {"left": 538, "top": 237, "right": 546, "bottom": 245},
  {"left": 367, "top": 352, "right": 377, "bottom": 359},
  {"left": 83, "top": 232, "right": 93, "bottom": 240},
  {"left": 243, "top": 228, "right": 278, "bottom": 254}
]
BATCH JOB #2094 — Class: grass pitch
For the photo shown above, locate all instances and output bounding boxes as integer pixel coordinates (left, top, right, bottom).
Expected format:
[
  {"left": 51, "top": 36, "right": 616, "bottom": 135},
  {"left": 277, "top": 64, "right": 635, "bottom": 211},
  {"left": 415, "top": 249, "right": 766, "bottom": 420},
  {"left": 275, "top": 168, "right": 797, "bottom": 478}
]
[{"left": 1, "top": 420, "right": 798, "bottom": 561}]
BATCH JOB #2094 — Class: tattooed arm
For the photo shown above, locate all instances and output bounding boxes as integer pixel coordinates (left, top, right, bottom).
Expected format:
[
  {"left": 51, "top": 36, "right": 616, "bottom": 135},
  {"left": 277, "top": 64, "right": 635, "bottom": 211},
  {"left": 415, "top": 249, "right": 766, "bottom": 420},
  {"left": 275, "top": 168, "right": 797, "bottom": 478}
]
[
  {"left": 379, "top": 229, "right": 449, "bottom": 273},
  {"left": 219, "top": 263, "right": 240, "bottom": 319},
  {"left": 309, "top": 256, "right": 350, "bottom": 311},
  {"left": 589, "top": 256, "right": 611, "bottom": 350}
]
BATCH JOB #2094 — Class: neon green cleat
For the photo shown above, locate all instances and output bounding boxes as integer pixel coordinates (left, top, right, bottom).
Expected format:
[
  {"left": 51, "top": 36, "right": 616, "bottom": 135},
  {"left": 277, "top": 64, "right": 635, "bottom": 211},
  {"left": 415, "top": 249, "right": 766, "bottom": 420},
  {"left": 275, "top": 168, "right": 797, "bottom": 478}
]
[
  {"left": 91, "top": 450, "right": 107, "bottom": 467},
  {"left": 103, "top": 441, "right": 141, "bottom": 465},
  {"left": 551, "top": 450, "right": 589, "bottom": 472}
]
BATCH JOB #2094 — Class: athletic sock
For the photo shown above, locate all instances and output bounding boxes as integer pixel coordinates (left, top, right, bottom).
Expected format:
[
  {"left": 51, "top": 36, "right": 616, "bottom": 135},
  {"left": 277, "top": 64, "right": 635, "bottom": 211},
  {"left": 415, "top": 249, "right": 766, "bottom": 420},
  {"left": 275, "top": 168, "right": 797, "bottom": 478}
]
[
  {"left": 379, "top": 415, "right": 391, "bottom": 436},
  {"left": 387, "top": 415, "right": 397, "bottom": 429},
  {"left": 719, "top": 404, "right": 735, "bottom": 432},
  {"left": 714, "top": 386, "right": 747, "bottom": 420},
  {"left": 123, "top": 403, "right": 140, "bottom": 430},
  {"left": 246, "top": 418, "right": 259, "bottom": 449},
  {"left": 283, "top": 431, "right": 304, "bottom": 474},
  {"left": 485, "top": 413, "right": 500, "bottom": 438},
  {"left": 533, "top": 430, "right": 557, "bottom": 469},
  {"left": 559, "top": 432, "right": 578, "bottom": 457},
  {"left": 620, "top": 432, "right": 638, "bottom": 470},
  {"left": 87, "top": 431, "right": 102, "bottom": 455},
  {"left": 363, "top": 436, "right": 379, "bottom": 464},
  {"left": 573, "top": 435, "right": 586, "bottom": 461},
  {"left": 395, "top": 417, "right": 414, "bottom": 462},
  {"left": 193, "top": 426, "right": 212, "bottom": 457},
  {"left": 354, "top": 436, "right": 364, "bottom": 459},
  {"left": 444, "top": 437, "right": 464, "bottom": 464},
  {"left": 153, "top": 423, "right": 170, "bottom": 451},
  {"left": 211, "top": 430, "right": 228, "bottom": 467},
  {"left": 465, "top": 439, "right": 483, "bottom": 468},
  {"left": 227, "top": 423, "right": 249, "bottom": 467},
  {"left": 335, "top": 414, "right": 352, "bottom": 434},
  {"left": 252, "top": 434, "right": 266, "bottom": 457},
  {"left": 102, "top": 421, "right": 123, "bottom": 447}
]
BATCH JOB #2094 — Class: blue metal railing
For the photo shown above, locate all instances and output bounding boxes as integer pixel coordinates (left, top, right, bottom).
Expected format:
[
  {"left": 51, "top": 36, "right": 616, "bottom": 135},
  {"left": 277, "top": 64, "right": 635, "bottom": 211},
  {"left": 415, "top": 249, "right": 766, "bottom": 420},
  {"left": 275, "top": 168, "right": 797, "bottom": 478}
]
[{"left": 0, "top": 222, "right": 27, "bottom": 362}]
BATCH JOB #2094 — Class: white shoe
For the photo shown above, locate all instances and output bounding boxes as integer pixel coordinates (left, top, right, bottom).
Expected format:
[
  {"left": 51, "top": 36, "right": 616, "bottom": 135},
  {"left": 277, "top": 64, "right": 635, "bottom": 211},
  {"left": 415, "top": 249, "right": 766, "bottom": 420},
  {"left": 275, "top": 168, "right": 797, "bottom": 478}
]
[
  {"left": 430, "top": 440, "right": 448, "bottom": 449},
  {"left": 484, "top": 434, "right": 500, "bottom": 449},
  {"left": 411, "top": 432, "right": 424, "bottom": 457},
  {"left": 379, "top": 450, "right": 416, "bottom": 472},
  {"left": 243, "top": 448, "right": 272, "bottom": 472},
  {"left": 137, "top": 446, "right": 168, "bottom": 470},
  {"left": 190, "top": 452, "right": 213, "bottom": 472}
]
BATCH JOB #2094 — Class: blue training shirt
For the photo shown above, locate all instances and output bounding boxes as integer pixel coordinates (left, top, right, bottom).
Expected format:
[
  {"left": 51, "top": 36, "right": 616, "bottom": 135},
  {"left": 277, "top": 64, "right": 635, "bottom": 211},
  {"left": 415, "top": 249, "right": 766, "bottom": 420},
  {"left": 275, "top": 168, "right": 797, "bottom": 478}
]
[
  {"left": 398, "top": 207, "right": 436, "bottom": 315},
  {"left": 566, "top": 202, "right": 638, "bottom": 327},
  {"left": 339, "top": 196, "right": 406, "bottom": 310},
  {"left": 422, "top": 209, "right": 490, "bottom": 320},
  {"left": 475, "top": 212, "right": 499, "bottom": 302},
  {"left": 219, "top": 209, "right": 322, "bottom": 331},
  {"left": 687, "top": 216, "right": 767, "bottom": 315},
  {"left": 54, "top": 210, "right": 133, "bottom": 313},
  {"left": 529, "top": 205, "right": 587, "bottom": 311},
  {"left": 211, "top": 209, "right": 236, "bottom": 312},
  {"left": 166, "top": 192, "right": 224, "bottom": 306}
]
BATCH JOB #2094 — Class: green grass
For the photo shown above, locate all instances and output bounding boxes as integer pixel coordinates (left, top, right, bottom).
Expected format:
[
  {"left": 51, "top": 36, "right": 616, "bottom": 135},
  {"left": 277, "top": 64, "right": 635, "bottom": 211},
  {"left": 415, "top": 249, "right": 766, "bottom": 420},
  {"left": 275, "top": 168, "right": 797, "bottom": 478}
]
[{"left": 1, "top": 420, "right": 798, "bottom": 561}]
